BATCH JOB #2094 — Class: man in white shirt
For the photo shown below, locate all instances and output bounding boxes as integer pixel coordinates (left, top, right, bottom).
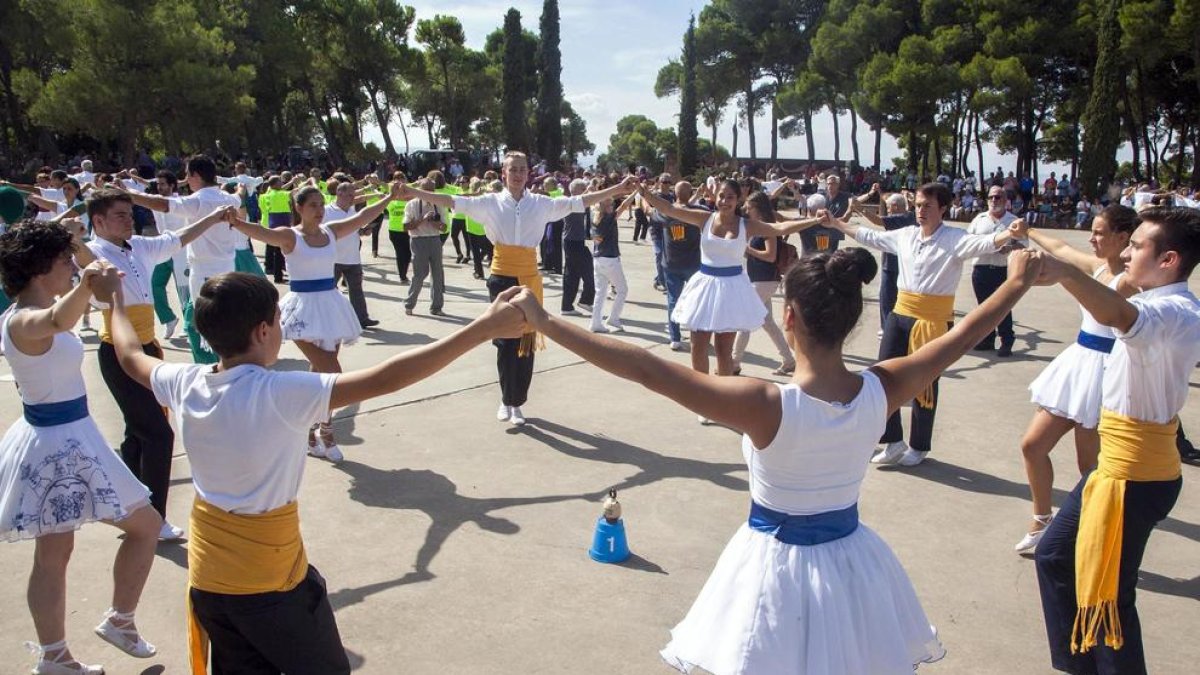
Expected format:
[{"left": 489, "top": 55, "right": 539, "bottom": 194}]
[
  {"left": 403, "top": 178, "right": 449, "bottom": 316},
  {"left": 72, "top": 159, "right": 96, "bottom": 188},
  {"left": 121, "top": 155, "right": 242, "bottom": 364},
  {"left": 824, "top": 182, "right": 1019, "bottom": 466},
  {"left": 968, "top": 186, "right": 1020, "bottom": 355},
  {"left": 325, "top": 180, "right": 377, "bottom": 327},
  {"left": 1032, "top": 206, "right": 1200, "bottom": 675},
  {"left": 147, "top": 171, "right": 189, "bottom": 339},
  {"left": 396, "top": 152, "right": 636, "bottom": 425}
]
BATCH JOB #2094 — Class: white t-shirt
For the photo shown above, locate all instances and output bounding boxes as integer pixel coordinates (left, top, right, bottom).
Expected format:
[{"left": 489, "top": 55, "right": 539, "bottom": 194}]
[
  {"left": 168, "top": 186, "right": 242, "bottom": 269},
  {"left": 966, "top": 210, "right": 1016, "bottom": 266},
  {"left": 151, "top": 363, "right": 337, "bottom": 514},
  {"left": 324, "top": 203, "right": 360, "bottom": 264}
]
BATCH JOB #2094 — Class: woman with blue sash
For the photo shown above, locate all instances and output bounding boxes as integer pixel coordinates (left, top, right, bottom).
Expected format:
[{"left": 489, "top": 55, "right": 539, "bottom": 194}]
[
  {"left": 228, "top": 184, "right": 400, "bottom": 463},
  {"left": 1012, "top": 206, "right": 1141, "bottom": 556},
  {"left": 506, "top": 245, "right": 1047, "bottom": 674},
  {"left": 0, "top": 221, "right": 162, "bottom": 675}
]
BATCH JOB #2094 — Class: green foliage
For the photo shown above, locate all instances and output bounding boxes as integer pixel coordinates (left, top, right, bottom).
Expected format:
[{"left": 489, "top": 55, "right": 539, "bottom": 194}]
[
  {"left": 678, "top": 15, "right": 700, "bottom": 177},
  {"left": 1079, "top": 0, "right": 1125, "bottom": 196},
  {"left": 536, "top": 0, "right": 564, "bottom": 170}
]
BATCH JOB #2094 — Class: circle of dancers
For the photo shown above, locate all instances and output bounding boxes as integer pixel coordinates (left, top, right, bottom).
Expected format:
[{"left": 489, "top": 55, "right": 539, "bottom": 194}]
[{"left": 0, "top": 155, "right": 1198, "bottom": 675}]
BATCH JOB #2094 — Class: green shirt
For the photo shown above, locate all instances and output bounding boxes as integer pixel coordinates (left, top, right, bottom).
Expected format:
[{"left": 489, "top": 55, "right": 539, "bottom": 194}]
[{"left": 386, "top": 198, "right": 408, "bottom": 232}]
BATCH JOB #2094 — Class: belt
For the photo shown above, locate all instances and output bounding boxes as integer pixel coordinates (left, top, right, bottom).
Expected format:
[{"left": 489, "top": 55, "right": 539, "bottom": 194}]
[
  {"left": 748, "top": 500, "right": 859, "bottom": 545},
  {"left": 699, "top": 264, "right": 742, "bottom": 277},
  {"left": 24, "top": 395, "right": 89, "bottom": 427},
  {"left": 289, "top": 278, "right": 336, "bottom": 292},
  {"left": 1076, "top": 330, "right": 1115, "bottom": 354}
]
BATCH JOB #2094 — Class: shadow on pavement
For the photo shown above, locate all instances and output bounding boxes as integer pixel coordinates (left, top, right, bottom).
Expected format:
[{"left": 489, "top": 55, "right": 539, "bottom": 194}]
[{"left": 1137, "top": 570, "right": 1199, "bottom": 600}]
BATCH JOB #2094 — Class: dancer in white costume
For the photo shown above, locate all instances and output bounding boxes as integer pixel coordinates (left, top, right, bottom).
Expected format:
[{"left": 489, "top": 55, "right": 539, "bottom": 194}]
[
  {"left": 508, "top": 246, "right": 1047, "bottom": 675},
  {"left": 228, "top": 183, "right": 401, "bottom": 461},
  {"left": 0, "top": 221, "right": 161, "bottom": 675},
  {"left": 1009, "top": 205, "right": 1142, "bottom": 554}
]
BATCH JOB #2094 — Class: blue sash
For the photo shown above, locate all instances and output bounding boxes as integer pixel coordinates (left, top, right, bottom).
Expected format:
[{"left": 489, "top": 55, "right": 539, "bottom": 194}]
[
  {"left": 699, "top": 264, "right": 741, "bottom": 277},
  {"left": 289, "top": 278, "right": 336, "bottom": 293},
  {"left": 24, "top": 395, "right": 89, "bottom": 427},
  {"left": 748, "top": 500, "right": 859, "bottom": 545},
  {"left": 1076, "top": 330, "right": 1115, "bottom": 354}
]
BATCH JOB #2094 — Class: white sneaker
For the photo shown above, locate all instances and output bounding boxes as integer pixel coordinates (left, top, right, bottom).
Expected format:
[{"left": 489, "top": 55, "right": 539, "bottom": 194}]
[
  {"left": 605, "top": 320, "right": 625, "bottom": 332},
  {"left": 163, "top": 318, "right": 179, "bottom": 340},
  {"left": 898, "top": 448, "right": 929, "bottom": 467},
  {"left": 697, "top": 414, "right": 711, "bottom": 425},
  {"left": 496, "top": 403, "right": 511, "bottom": 421},
  {"left": 1014, "top": 514, "right": 1054, "bottom": 555},
  {"left": 670, "top": 341, "right": 687, "bottom": 352},
  {"left": 561, "top": 309, "right": 582, "bottom": 316},
  {"left": 871, "top": 441, "right": 909, "bottom": 465},
  {"left": 590, "top": 325, "right": 609, "bottom": 333},
  {"left": 509, "top": 406, "right": 526, "bottom": 426},
  {"left": 578, "top": 303, "right": 593, "bottom": 312},
  {"left": 158, "top": 521, "right": 185, "bottom": 542},
  {"left": 876, "top": 329, "right": 884, "bottom": 339}
]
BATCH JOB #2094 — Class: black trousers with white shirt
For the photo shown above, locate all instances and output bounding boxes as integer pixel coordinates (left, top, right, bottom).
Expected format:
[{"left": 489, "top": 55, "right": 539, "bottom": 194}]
[{"left": 487, "top": 274, "right": 535, "bottom": 407}]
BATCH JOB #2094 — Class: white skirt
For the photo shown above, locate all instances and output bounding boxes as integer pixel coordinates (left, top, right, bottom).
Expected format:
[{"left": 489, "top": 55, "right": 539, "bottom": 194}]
[
  {"left": 1029, "top": 343, "right": 1107, "bottom": 429},
  {"left": 672, "top": 271, "right": 767, "bottom": 333},
  {"left": 0, "top": 416, "right": 151, "bottom": 542},
  {"left": 279, "top": 288, "right": 361, "bottom": 352},
  {"left": 660, "top": 524, "right": 945, "bottom": 675}
]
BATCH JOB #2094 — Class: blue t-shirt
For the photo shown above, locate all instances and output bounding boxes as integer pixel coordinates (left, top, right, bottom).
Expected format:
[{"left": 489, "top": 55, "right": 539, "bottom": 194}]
[{"left": 591, "top": 212, "right": 620, "bottom": 258}]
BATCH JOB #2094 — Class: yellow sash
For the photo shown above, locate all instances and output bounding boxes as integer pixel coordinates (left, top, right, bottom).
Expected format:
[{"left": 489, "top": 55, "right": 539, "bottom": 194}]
[
  {"left": 1071, "top": 409, "right": 1180, "bottom": 654},
  {"left": 491, "top": 244, "right": 543, "bottom": 356},
  {"left": 187, "top": 498, "right": 308, "bottom": 675},
  {"left": 892, "top": 291, "right": 955, "bottom": 407},
  {"left": 100, "top": 304, "right": 156, "bottom": 345}
]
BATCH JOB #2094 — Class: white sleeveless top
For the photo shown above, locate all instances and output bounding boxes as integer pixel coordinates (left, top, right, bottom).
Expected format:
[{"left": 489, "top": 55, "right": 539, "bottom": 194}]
[
  {"left": 700, "top": 213, "right": 749, "bottom": 267},
  {"left": 0, "top": 309, "right": 88, "bottom": 405},
  {"left": 742, "top": 371, "right": 888, "bottom": 515},
  {"left": 1078, "top": 268, "right": 1122, "bottom": 338},
  {"left": 286, "top": 225, "right": 338, "bottom": 281}
]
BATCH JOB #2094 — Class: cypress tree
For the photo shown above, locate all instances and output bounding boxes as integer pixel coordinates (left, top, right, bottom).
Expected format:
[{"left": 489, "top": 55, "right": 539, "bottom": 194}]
[
  {"left": 501, "top": 9, "right": 529, "bottom": 152},
  {"left": 1078, "top": 0, "right": 1123, "bottom": 198},
  {"left": 536, "top": 0, "right": 563, "bottom": 170},
  {"left": 678, "top": 15, "right": 699, "bottom": 179}
]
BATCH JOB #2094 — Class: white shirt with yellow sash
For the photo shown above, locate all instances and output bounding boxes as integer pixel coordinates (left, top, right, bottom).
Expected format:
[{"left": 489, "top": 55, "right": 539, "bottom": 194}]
[{"left": 86, "top": 232, "right": 182, "bottom": 344}]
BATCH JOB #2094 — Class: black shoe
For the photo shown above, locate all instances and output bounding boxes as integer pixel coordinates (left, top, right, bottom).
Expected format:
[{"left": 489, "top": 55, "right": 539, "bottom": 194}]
[
  {"left": 974, "top": 340, "right": 995, "bottom": 351},
  {"left": 430, "top": 308, "right": 446, "bottom": 316},
  {"left": 997, "top": 343, "right": 1014, "bottom": 357},
  {"left": 473, "top": 272, "right": 484, "bottom": 280},
  {"left": 361, "top": 318, "right": 380, "bottom": 328},
  {"left": 274, "top": 275, "right": 285, "bottom": 284}
]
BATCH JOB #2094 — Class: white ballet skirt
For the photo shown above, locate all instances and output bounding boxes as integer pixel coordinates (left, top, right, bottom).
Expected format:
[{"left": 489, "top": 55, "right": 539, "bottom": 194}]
[
  {"left": 660, "top": 373, "right": 945, "bottom": 674},
  {"left": 279, "top": 225, "right": 361, "bottom": 351},
  {"left": 1028, "top": 270, "right": 1122, "bottom": 429},
  {"left": 0, "top": 310, "right": 150, "bottom": 542},
  {"left": 671, "top": 214, "right": 767, "bottom": 333}
]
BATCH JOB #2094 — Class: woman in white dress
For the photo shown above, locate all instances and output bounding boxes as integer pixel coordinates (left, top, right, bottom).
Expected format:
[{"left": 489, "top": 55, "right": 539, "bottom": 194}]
[
  {"left": 637, "top": 180, "right": 819, "bottom": 398},
  {"left": 229, "top": 183, "right": 400, "bottom": 462},
  {"left": 1009, "top": 205, "right": 1141, "bottom": 554},
  {"left": 508, "top": 244, "right": 1046, "bottom": 674},
  {"left": 0, "top": 221, "right": 161, "bottom": 675}
]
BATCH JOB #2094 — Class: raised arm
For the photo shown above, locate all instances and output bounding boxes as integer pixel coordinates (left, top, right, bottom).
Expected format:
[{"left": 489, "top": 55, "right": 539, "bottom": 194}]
[
  {"left": 1024, "top": 226, "right": 1102, "bottom": 275},
  {"left": 746, "top": 214, "right": 823, "bottom": 239},
  {"left": 5, "top": 262, "right": 107, "bottom": 349},
  {"left": 329, "top": 288, "right": 527, "bottom": 408},
  {"left": 1039, "top": 255, "right": 1139, "bottom": 332},
  {"left": 120, "top": 188, "right": 171, "bottom": 213},
  {"left": 175, "top": 207, "right": 233, "bottom": 247},
  {"left": 24, "top": 193, "right": 59, "bottom": 211},
  {"left": 228, "top": 212, "right": 298, "bottom": 251},
  {"left": 870, "top": 249, "right": 1042, "bottom": 413},
  {"left": 509, "top": 291, "right": 784, "bottom": 449},
  {"left": 581, "top": 177, "right": 637, "bottom": 208},
  {"left": 638, "top": 186, "right": 710, "bottom": 228},
  {"left": 396, "top": 183, "right": 454, "bottom": 210},
  {"left": 91, "top": 270, "right": 159, "bottom": 389},
  {"left": 327, "top": 183, "right": 397, "bottom": 240}
]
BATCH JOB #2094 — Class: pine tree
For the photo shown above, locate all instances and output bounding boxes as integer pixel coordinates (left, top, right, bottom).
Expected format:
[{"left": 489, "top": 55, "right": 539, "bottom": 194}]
[
  {"left": 678, "top": 15, "right": 699, "bottom": 179},
  {"left": 536, "top": 0, "right": 563, "bottom": 170}
]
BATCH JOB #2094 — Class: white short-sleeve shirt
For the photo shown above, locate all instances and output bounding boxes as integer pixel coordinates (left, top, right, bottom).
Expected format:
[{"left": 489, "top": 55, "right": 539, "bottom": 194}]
[
  {"left": 151, "top": 363, "right": 337, "bottom": 514},
  {"left": 324, "top": 203, "right": 360, "bottom": 265},
  {"left": 966, "top": 211, "right": 1016, "bottom": 267}
]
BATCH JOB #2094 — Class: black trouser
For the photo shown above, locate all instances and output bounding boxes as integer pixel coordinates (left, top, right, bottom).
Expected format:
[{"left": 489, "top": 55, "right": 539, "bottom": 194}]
[
  {"left": 972, "top": 264, "right": 1013, "bottom": 346},
  {"left": 450, "top": 217, "right": 468, "bottom": 260},
  {"left": 1035, "top": 471, "right": 1181, "bottom": 675},
  {"left": 470, "top": 233, "right": 493, "bottom": 278},
  {"left": 540, "top": 221, "right": 563, "bottom": 273},
  {"left": 879, "top": 259, "right": 898, "bottom": 329},
  {"left": 332, "top": 263, "right": 369, "bottom": 324},
  {"left": 190, "top": 565, "right": 350, "bottom": 675},
  {"left": 561, "top": 240, "right": 595, "bottom": 311},
  {"left": 878, "top": 312, "right": 949, "bottom": 452},
  {"left": 97, "top": 341, "right": 174, "bottom": 518},
  {"left": 488, "top": 274, "right": 535, "bottom": 407},
  {"left": 369, "top": 216, "right": 383, "bottom": 256},
  {"left": 633, "top": 208, "right": 649, "bottom": 240},
  {"left": 388, "top": 229, "right": 411, "bottom": 280},
  {"left": 265, "top": 224, "right": 288, "bottom": 280}
]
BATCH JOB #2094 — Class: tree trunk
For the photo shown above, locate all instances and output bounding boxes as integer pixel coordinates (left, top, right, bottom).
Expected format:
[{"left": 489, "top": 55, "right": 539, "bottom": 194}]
[
  {"left": 770, "top": 100, "right": 779, "bottom": 160},
  {"left": 367, "top": 89, "right": 396, "bottom": 156},
  {"left": 731, "top": 119, "right": 738, "bottom": 160},
  {"left": 425, "top": 114, "right": 437, "bottom": 149},
  {"left": 974, "top": 113, "right": 985, "bottom": 190},
  {"left": 1174, "top": 124, "right": 1189, "bottom": 184},
  {"left": 302, "top": 83, "right": 344, "bottom": 166},
  {"left": 908, "top": 130, "right": 918, "bottom": 171},
  {"left": 873, "top": 124, "right": 882, "bottom": 170},
  {"left": 1071, "top": 119, "right": 1081, "bottom": 178},
  {"left": 933, "top": 133, "right": 942, "bottom": 175},
  {"left": 830, "top": 103, "right": 841, "bottom": 165},
  {"left": 803, "top": 110, "right": 815, "bottom": 162},
  {"left": 711, "top": 123, "right": 718, "bottom": 165},
  {"left": 1123, "top": 78, "right": 1141, "bottom": 179},
  {"left": 1193, "top": 133, "right": 1200, "bottom": 189},
  {"left": 849, "top": 103, "right": 860, "bottom": 168},
  {"left": 744, "top": 82, "right": 756, "bottom": 160}
]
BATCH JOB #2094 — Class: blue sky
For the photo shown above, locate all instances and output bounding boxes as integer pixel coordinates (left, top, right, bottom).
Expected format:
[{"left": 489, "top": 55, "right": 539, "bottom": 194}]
[{"left": 379, "top": 1, "right": 1085, "bottom": 176}]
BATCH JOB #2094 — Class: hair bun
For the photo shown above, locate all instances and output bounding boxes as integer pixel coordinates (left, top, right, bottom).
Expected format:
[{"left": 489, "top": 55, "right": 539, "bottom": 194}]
[{"left": 825, "top": 248, "right": 878, "bottom": 290}]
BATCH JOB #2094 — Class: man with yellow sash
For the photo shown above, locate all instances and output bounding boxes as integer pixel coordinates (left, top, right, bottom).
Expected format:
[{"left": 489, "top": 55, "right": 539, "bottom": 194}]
[
  {"left": 96, "top": 265, "right": 528, "bottom": 675},
  {"left": 1033, "top": 206, "right": 1200, "bottom": 675},
  {"left": 72, "top": 189, "right": 229, "bottom": 541},
  {"left": 824, "top": 182, "right": 1020, "bottom": 467},
  {"left": 397, "top": 152, "right": 636, "bottom": 426}
]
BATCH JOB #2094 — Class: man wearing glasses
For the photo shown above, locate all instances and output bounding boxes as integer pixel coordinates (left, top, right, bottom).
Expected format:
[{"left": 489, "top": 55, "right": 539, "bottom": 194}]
[{"left": 968, "top": 187, "right": 1019, "bottom": 355}]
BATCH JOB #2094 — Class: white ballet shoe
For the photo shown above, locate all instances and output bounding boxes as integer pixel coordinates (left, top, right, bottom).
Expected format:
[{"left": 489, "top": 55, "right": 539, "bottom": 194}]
[
  {"left": 27, "top": 640, "right": 104, "bottom": 675},
  {"left": 871, "top": 441, "right": 908, "bottom": 465},
  {"left": 318, "top": 424, "right": 343, "bottom": 464},
  {"left": 897, "top": 448, "right": 928, "bottom": 467},
  {"left": 307, "top": 425, "right": 326, "bottom": 458},
  {"left": 94, "top": 609, "right": 156, "bottom": 658},
  {"left": 157, "top": 521, "right": 184, "bottom": 542},
  {"left": 162, "top": 318, "right": 178, "bottom": 340},
  {"left": 1014, "top": 514, "right": 1054, "bottom": 556}
]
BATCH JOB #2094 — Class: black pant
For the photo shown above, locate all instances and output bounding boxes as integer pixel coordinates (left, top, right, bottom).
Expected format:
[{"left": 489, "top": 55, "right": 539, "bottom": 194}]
[
  {"left": 1036, "top": 471, "right": 1181, "bottom": 675},
  {"left": 265, "top": 224, "right": 288, "bottom": 280},
  {"left": 561, "top": 240, "right": 595, "bottom": 311},
  {"left": 488, "top": 274, "right": 535, "bottom": 406},
  {"left": 388, "top": 229, "right": 411, "bottom": 280},
  {"left": 878, "top": 312, "right": 949, "bottom": 452},
  {"left": 633, "top": 208, "right": 649, "bottom": 240},
  {"left": 879, "top": 260, "right": 898, "bottom": 329},
  {"left": 540, "top": 221, "right": 563, "bottom": 273},
  {"left": 469, "top": 233, "right": 493, "bottom": 278},
  {"left": 332, "top": 263, "right": 369, "bottom": 324},
  {"left": 369, "top": 216, "right": 383, "bottom": 256},
  {"left": 972, "top": 265, "right": 1013, "bottom": 346},
  {"left": 97, "top": 341, "right": 174, "bottom": 517},
  {"left": 190, "top": 565, "right": 350, "bottom": 675},
  {"left": 450, "top": 217, "right": 468, "bottom": 259}
]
